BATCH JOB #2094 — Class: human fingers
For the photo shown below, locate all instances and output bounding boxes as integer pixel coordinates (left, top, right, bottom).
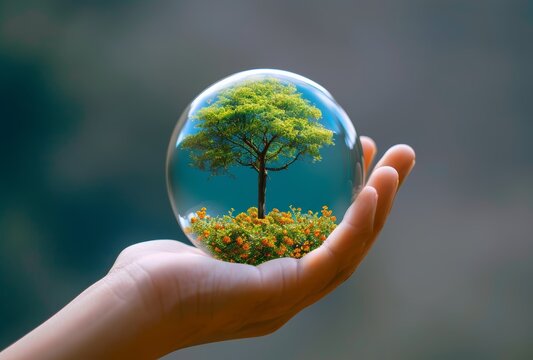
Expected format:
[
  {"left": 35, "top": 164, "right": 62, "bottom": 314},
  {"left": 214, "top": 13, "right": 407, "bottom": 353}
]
[
  {"left": 247, "top": 147, "right": 414, "bottom": 321},
  {"left": 249, "top": 186, "right": 378, "bottom": 322},
  {"left": 372, "top": 144, "right": 415, "bottom": 187},
  {"left": 360, "top": 136, "right": 377, "bottom": 177},
  {"left": 294, "top": 186, "right": 379, "bottom": 295},
  {"left": 365, "top": 166, "right": 399, "bottom": 233},
  {"left": 295, "top": 167, "right": 398, "bottom": 306}
]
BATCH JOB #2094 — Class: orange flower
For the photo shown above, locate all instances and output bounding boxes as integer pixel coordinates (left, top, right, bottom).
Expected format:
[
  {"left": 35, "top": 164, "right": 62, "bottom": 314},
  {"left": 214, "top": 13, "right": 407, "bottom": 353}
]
[
  {"left": 276, "top": 246, "right": 287, "bottom": 256},
  {"left": 190, "top": 217, "right": 198, "bottom": 224},
  {"left": 263, "top": 238, "right": 275, "bottom": 247},
  {"left": 304, "top": 228, "right": 311, "bottom": 235},
  {"left": 320, "top": 234, "right": 327, "bottom": 241},
  {"left": 203, "top": 230, "right": 210, "bottom": 237},
  {"left": 236, "top": 236, "right": 244, "bottom": 245},
  {"left": 214, "top": 247, "right": 221, "bottom": 253},
  {"left": 196, "top": 209, "right": 206, "bottom": 219},
  {"left": 223, "top": 236, "right": 231, "bottom": 244},
  {"left": 314, "top": 230, "right": 321, "bottom": 237},
  {"left": 330, "top": 216, "right": 336, "bottom": 222},
  {"left": 302, "top": 245, "right": 310, "bottom": 252},
  {"left": 240, "top": 253, "right": 249, "bottom": 259},
  {"left": 283, "top": 236, "right": 294, "bottom": 246},
  {"left": 242, "top": 243, "right": 250, "bottom": 251}
]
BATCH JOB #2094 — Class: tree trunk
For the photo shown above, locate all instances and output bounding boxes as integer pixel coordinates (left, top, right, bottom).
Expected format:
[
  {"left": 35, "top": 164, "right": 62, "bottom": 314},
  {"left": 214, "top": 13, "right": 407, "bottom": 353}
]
[{"left": 257, "top": 162, "right": 267, "bottom": 219}]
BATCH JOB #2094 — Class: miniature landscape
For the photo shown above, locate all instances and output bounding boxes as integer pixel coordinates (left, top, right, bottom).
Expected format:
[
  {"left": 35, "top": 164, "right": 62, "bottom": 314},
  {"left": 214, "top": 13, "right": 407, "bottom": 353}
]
[{"left": 180, "top": 78, "right": 336, "bottom": 264}]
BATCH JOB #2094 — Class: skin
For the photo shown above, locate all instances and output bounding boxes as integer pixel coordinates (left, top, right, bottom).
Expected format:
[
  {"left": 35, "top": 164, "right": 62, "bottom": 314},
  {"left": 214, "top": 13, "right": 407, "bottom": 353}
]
[{"left": 0, "top": 136, "right": 415, "bottom": 360}]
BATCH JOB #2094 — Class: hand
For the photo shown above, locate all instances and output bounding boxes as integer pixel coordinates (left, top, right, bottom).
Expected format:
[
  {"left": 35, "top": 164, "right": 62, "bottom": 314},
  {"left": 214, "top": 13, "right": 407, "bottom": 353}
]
[{"left": 1, "top": 137, "right": 415, "bottom": 360}]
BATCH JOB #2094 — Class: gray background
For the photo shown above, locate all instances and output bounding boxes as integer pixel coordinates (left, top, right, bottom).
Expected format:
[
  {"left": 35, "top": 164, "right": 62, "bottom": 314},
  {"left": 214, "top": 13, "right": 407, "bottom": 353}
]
[{"left": 1, "top": 1, "right": 531, "bottom": 359}]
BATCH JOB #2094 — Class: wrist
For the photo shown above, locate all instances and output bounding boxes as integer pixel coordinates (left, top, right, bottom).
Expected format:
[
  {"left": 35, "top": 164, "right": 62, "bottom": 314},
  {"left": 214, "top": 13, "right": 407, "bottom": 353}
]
[{"left": 1, "top": 272, "right": 157, "bottom": 360}]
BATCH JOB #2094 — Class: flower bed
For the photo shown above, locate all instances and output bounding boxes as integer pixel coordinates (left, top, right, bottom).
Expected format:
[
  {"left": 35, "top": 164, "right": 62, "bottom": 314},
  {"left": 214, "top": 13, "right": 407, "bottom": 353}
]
[{"left": 185, "top": 206, "right": 338, "bottom": 265}]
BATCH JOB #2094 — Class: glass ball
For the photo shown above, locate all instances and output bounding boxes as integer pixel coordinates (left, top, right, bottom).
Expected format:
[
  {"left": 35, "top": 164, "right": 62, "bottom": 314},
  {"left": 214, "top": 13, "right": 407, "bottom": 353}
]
[{"left": 167, "top": 69, "right": 363, "bottom": 265}]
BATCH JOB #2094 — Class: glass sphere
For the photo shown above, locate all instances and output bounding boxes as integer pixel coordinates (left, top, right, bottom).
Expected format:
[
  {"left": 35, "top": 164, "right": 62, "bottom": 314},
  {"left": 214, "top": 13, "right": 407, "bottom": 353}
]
[{"left": 167, "top": 69, "right": 363, "bottom": 265}]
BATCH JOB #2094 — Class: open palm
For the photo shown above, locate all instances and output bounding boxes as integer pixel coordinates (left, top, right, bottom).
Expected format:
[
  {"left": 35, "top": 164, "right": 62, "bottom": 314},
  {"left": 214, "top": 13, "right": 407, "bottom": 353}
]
[
  {"left": 0, "top": 136, "right": 414, "bottom": 360},
  {"left": 105, "top": 136, "right": 415, "bottom": 357}
]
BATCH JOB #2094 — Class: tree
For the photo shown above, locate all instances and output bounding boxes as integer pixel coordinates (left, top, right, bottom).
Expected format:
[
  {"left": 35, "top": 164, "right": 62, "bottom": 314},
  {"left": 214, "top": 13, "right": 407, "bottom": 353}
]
[{"left": 181, "top": 78, "right": 334, "bottom": 218}]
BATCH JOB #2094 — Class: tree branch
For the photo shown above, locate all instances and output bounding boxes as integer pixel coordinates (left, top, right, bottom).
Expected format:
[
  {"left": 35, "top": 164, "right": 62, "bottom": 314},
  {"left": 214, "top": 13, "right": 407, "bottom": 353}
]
[
  {"left": 226, "top": 136, "right": 257, "bottom": 158},
  {"left": 265, "top": 151, "right": 303, "bottom": 171},
  {"left": 235, "top": 158, "right": 254, "bottom": 167},
  {"left": 266, "top": 141, "right": 289, "bottom": 161},
  {"left": 211, "top": 123, "right": 258, "bottom": 159},
  {"left": 241, "top": 136, "right": 260, "bottom": 154},
  {"left": 265, "top": 134, "right": 279, "bottom": 150}
]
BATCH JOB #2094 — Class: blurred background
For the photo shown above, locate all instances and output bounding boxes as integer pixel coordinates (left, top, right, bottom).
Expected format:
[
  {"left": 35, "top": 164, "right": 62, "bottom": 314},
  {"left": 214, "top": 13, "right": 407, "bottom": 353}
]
[{"left": 0, "top": 0, "right": 531, "bottom": 359}]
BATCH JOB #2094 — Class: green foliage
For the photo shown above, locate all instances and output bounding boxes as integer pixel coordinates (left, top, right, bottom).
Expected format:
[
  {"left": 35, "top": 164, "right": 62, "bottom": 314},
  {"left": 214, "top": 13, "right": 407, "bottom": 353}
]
[
  {"left": 180, "top": 78, "right": 334, "bottom": 175},
  {"left": 186, "top": 206, "right": 338, "bottom": 265}
]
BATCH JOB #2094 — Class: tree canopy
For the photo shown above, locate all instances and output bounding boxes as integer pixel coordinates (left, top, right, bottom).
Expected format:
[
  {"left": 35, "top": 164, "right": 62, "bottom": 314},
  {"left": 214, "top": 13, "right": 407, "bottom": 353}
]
[{"left": 181, "top": 78, "right": 334, "bottom": 218}]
